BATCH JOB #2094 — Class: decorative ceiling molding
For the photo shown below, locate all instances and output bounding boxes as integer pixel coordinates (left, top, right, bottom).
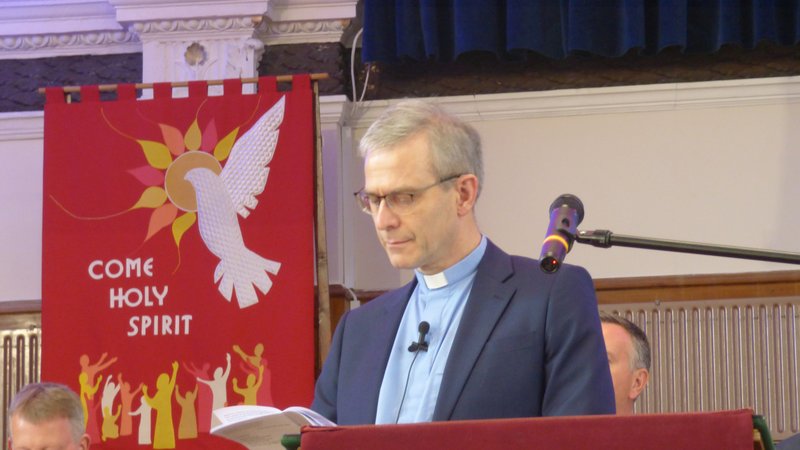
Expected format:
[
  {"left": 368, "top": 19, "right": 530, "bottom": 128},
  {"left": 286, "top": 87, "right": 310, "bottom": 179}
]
[
  {"left": 0, "top": 0, "right": 357, "bottom": 60},
  {"left": 130, "top": 17, "right": 262, "bottom": 37},
  {"left": 0, "top": 31, "right": 140, "bottom": 59},
  {"left": 258, "top": 18, "right": 350, "bottom": 45},
  {"left": 263, "top": 0, "right": 356, "bottom": 44}
]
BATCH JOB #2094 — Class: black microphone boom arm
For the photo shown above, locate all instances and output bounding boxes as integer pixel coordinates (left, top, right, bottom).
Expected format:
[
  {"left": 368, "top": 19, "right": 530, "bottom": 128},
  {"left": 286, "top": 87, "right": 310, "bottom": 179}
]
[{"left": 575, "top": 229, "right": 800, "bottom": 265}]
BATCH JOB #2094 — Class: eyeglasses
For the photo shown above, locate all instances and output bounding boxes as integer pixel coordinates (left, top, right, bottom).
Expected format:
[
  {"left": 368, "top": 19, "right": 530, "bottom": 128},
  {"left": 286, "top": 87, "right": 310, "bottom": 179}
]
[{"left": 354, "top": 174, "right": 462, "bottom": 215}]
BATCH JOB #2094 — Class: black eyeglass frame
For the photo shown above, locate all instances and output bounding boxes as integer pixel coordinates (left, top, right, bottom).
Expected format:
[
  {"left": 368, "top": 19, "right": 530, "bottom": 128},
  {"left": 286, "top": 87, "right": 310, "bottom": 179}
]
[{"left": 353, "top": 174, "right": 463, "bottom": 215}]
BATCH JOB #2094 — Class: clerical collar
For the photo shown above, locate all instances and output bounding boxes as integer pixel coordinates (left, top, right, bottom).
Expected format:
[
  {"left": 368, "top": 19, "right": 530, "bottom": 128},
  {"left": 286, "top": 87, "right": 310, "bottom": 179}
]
[{"left": 416, "top": 236, "right": 488, "bottom": 290}]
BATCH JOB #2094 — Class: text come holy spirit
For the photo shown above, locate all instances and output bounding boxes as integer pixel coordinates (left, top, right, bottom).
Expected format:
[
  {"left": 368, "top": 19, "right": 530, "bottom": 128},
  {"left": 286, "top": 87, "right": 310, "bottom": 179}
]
[{"left": 88, "top": 257, "right": 192, "bottom": 337}]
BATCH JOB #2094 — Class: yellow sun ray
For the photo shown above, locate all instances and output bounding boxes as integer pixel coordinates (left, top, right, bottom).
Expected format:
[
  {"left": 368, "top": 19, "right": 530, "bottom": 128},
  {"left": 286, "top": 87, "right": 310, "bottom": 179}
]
[
  {"left": 137, "top": 140, "right": 173, "bottom": 170},
  {"left": 170, "top": 211, "right": 197, "bottom": 274},
  {"left": 213, "top": 128, "right": 239, "bottom": 161},
  {"left": 133, "top": 186, "right": 169, "bottom": 209},
  {"left": 172, "top": 211, "right": 197, "bottom": 248},
  {"left": 185, "top": 119, "right": 202, "bottom": 151}
]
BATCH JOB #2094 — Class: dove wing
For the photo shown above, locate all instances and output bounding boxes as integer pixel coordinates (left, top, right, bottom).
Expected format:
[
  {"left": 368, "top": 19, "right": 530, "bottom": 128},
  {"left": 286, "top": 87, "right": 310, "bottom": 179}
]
[{"left": 220, "top": 95, "right": 286, "bottom": 218}]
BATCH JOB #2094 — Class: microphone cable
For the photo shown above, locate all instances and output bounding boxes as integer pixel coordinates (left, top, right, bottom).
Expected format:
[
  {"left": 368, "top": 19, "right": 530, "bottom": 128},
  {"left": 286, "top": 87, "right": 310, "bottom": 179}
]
[{"left": 394, "top": 348, "right": 423, "bottom": 424}]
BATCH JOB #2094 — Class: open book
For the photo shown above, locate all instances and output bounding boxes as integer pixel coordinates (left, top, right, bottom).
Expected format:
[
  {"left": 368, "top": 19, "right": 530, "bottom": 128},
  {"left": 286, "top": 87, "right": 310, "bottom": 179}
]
[{"left": 210, "top": 405, "right": 335, "bottom": 450}]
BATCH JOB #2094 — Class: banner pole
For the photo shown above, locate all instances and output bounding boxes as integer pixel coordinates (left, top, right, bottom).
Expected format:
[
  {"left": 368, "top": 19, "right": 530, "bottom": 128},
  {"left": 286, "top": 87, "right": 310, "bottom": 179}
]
[
  {"left": 312, "top": 79, "right": 332, "bottom": 375},
  {"left": 37, "top": 73, "right": 330, "bottom": 95}
]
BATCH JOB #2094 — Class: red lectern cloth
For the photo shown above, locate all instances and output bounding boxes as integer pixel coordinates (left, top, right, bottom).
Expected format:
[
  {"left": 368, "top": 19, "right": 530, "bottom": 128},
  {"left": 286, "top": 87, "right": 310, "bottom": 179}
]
[
  {"left": 42, "top": 76, "right": 315, "bottom": 449},
  {"left": 300, "top": 409, "right": 755, "bottom": 450}
]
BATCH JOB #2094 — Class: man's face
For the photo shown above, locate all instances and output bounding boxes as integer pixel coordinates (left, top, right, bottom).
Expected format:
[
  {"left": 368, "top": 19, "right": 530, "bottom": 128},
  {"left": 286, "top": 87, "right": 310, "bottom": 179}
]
[
  {"left": 363, "top": 133, "right": 460, "bottom": 274},
  {"left": 601, "top": 322, "right": 638, "bottom": 414},
  {"left": 8, "top": 414, "right": 89, "bottom": 450}
]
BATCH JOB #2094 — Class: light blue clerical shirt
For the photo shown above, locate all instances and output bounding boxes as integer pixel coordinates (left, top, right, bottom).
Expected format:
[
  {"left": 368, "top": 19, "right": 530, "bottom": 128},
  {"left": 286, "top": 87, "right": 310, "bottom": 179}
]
[{"left": 375, "top": 236, "right": 488, "bottom": 424}]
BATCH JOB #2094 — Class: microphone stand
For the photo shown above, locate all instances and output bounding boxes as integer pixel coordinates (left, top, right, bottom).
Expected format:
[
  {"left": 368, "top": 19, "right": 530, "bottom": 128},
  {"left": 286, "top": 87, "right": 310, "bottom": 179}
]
[{"left": 575, "top": 229, "right": 800, "bottom": 265}]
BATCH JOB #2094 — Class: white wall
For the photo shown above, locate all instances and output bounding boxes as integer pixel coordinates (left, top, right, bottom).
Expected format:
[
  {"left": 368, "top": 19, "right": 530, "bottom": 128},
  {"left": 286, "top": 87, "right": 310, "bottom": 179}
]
[
  {"left": 0, "top": 112, "right": 43, "bottom": 301},
  {"left": 341, "top": 77, "right": 800, "bottom": 289},
  {"left": 5, "top": 77, "right": 800, "bottom": 301}
]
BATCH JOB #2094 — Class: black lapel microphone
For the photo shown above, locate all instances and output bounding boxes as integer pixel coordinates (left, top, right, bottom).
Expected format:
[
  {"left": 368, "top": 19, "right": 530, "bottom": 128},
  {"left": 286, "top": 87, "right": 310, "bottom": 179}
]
[{"left": 407, "top": 321, "right": 430, "bottom": 352}]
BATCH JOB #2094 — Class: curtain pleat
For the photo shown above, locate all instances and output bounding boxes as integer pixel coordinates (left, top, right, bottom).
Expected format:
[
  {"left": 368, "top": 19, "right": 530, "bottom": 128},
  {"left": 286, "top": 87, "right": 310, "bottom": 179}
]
[{"left": 362, "top": 0, "right": 800, "bottom": 62}]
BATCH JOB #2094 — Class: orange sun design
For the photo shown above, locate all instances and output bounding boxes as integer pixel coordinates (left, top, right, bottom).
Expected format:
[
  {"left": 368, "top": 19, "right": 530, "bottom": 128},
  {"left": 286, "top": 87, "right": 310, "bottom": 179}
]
[{"left": 49, "top": 99, "right": 261, "bottom": 264}]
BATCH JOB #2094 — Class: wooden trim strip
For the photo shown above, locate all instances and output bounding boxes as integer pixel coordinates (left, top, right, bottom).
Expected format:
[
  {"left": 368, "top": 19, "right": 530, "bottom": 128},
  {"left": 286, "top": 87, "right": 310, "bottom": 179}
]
[{"left": 594, "top": 270, "right": 800, "bottom": 304}]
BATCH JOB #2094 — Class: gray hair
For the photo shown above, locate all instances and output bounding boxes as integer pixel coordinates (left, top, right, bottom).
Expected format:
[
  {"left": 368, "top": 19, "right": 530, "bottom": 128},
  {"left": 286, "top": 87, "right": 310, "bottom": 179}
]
[
  {"left": 8, "top": 382, "right": 85, "bottom": 443},
  {"left": 600, "top": 312, "right": 651, "bottom": 371},
  {"left": 359, "top": 99, "right": 484, "bottom": 196}
]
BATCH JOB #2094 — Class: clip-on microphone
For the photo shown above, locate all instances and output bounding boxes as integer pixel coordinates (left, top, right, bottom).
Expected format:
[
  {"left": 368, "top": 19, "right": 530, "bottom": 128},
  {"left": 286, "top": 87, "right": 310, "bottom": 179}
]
[{"left": 408, "top": 321, "right": 430, "bottom": 352}]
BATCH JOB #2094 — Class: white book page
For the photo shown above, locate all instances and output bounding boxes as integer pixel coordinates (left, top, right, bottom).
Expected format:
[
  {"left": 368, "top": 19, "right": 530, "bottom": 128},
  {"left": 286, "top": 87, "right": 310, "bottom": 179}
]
[
  {"left": 283, "top": 406, "right": 336, "bottom": 426},
  {"left": 212, "top": 405, "right": 282, "bottom": 427}
]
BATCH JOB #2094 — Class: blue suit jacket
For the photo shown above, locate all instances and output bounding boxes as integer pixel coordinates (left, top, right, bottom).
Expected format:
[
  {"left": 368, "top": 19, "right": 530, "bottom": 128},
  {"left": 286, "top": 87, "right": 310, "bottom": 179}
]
[{"left": 312, "top": 240, "right": 615, "bottom": 424}]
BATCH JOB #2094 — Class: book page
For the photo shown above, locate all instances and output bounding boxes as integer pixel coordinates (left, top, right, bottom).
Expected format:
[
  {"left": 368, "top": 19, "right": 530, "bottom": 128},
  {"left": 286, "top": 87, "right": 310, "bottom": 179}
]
[
  {"left": 210, "top": 405, "right": 335, "bottom": 449},
  {"left": 283, "top": 406, "right": 335, "bottom": 426},
  {"left": 211, "top": 413, "right": 299, "bottom": 450},
  {"left": 213, "top": 405, "right": 282, "bottom": 426}
]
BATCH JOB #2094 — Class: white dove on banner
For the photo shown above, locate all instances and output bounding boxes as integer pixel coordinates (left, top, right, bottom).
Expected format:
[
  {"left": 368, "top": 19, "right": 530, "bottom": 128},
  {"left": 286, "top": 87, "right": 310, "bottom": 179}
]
[{"left": 184, "top": 96, "right": 286, "bottom": 308}]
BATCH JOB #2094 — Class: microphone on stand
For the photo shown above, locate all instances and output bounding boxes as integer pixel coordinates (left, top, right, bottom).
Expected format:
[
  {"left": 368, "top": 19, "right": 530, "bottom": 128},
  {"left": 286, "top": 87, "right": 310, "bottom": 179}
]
[{"left": 539, "top": 194, "right": 584, "bottom": 273}]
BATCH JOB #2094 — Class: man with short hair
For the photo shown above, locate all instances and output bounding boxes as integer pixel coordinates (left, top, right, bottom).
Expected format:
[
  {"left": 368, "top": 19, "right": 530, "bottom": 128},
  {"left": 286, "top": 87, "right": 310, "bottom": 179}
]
[
  {"left": 7, "top": 382, "right": 90, "bottom": 450},
  {"left": 312, "top": 99, "right": 615, "bottom": 425},
  {"left": 600, "top": 312, "right": 651, "bottom": 415}
]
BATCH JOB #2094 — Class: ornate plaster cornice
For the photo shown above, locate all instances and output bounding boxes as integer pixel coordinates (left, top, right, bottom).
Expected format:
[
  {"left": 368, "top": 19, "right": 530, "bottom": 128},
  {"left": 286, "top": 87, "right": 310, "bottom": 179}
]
[
  {"left": 0, "top": 0, "right": 357, "bottom": 60},
  {"left": 129, "top": 16, "right": 262, "bottom": 38},
  {"left": 258, "top": 18, "right": 350, "bottom": 45},
  {"left": 0, "top": 30, "right": 141, "bottom": 59}
]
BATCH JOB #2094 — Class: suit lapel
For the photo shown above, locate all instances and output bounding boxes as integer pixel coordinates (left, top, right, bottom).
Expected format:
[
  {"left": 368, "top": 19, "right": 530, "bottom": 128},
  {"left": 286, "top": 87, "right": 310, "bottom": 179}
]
[{"left": 432, "top": 241, "right": 516, "bottom": 420}]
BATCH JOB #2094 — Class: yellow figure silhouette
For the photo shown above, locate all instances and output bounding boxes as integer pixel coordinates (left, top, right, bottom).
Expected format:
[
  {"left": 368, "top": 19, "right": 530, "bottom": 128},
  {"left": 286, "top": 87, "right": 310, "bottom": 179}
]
[
  {"left": 101, "top": 405, "right": 121, "bottom": 441},
  {"left": 233, "top": 343, "right": 264, "bottom": 369},
  {"left": 143, "top": 361, "right": 179, "bottom": 449},
  {"left": 78, "top": 352, "right": 116, "bottom": 428},
  {"left": 233, "top": 343, "right": 273, "bottom": 405},
  {"left": 78, "top": 372, "right": 101, "bottom": 427},
  {"left": 176, "top": 383, "right": 199, "bottom": 439},
  {"left": 232, "top": 365, "right": 264, "bottom": 405}
]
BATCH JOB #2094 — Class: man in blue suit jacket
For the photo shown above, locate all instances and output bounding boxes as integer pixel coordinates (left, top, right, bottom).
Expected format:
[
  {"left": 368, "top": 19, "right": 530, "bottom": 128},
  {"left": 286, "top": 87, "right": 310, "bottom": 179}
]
[{"left": 312, "top": 100, "right": 615, "bottom": 425}]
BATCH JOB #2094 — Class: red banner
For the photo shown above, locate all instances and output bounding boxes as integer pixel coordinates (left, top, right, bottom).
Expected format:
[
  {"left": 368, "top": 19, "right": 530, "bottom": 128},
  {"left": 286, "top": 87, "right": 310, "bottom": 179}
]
[{"left": 42, "top": 76, "right": 316, "bottom": 449}]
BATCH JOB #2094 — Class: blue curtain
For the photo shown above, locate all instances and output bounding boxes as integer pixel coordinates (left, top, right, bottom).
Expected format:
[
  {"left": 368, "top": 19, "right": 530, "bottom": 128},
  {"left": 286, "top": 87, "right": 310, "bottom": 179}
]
[{"left": 362, "top": 0, "right": 800, "bottom": 62}]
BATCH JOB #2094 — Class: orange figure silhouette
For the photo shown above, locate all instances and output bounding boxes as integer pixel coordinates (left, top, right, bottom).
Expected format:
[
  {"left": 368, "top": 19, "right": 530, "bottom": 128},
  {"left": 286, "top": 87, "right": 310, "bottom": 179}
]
[
  {"left": 143, "top": 361, "right": 179, "bottom": 449},
  {"left": 176, "top": 383, "right": 199, "bottom": 439},
  {"left": 233, "top": 343, "right": 273, "bottom": 405},
  {"left": 117, "top": 373, "right": 142, "bottom": 437}
]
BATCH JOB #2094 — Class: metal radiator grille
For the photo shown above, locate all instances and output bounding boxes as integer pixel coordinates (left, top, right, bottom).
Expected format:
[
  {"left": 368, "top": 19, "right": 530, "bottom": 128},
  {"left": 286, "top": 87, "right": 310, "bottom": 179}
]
[
  {"left": 0, "top": 313, "right": 40, "bottom": 444},
  {"left": 601, "top": 297, "right": 800, "bottom": 441}
]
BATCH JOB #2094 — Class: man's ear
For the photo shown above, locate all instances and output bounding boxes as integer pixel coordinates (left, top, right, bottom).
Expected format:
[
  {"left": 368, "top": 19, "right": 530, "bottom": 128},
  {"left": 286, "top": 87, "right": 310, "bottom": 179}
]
[
  {"left": 80, "top": 434, "right": 91, "bottom": 450},
  {"left": 455, "top": 174, "right": 479, "bottom": 216},
  {"left": 629, "top": 368, "right": 650, "bottom": 401}
]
